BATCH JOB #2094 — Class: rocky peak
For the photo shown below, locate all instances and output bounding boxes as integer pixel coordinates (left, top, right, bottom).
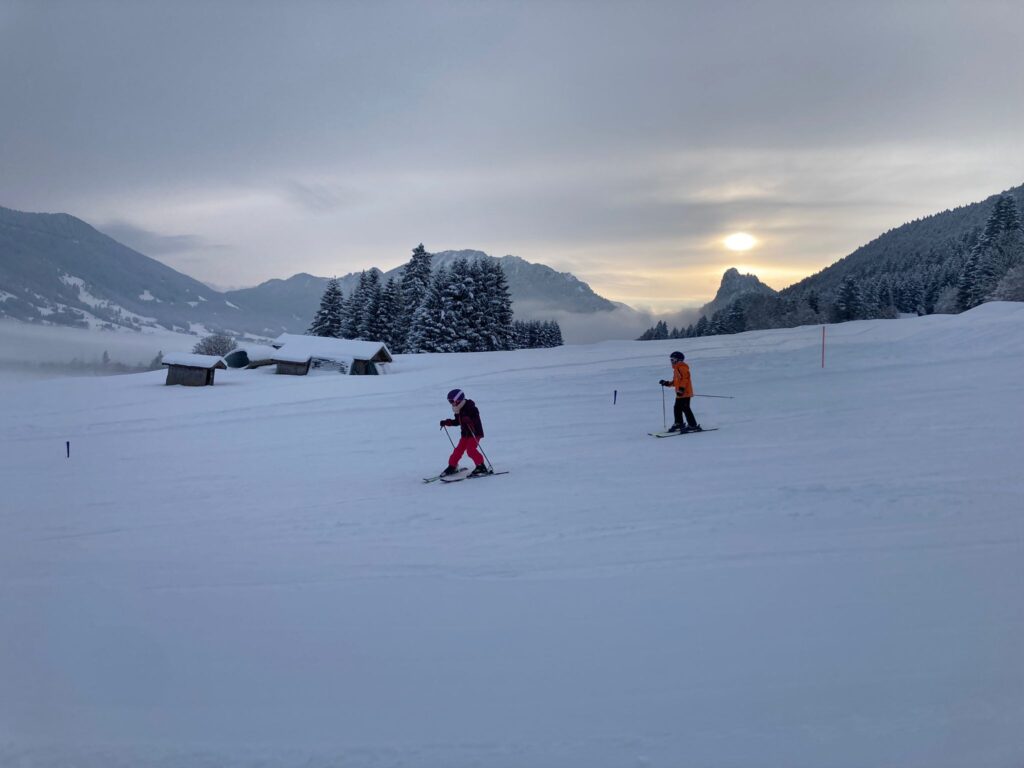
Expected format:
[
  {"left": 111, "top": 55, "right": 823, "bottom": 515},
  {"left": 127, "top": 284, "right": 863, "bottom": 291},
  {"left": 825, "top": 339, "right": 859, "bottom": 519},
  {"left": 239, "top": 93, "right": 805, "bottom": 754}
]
[{"left": 700, "top": 267, "right": 777, "bottom": 318}]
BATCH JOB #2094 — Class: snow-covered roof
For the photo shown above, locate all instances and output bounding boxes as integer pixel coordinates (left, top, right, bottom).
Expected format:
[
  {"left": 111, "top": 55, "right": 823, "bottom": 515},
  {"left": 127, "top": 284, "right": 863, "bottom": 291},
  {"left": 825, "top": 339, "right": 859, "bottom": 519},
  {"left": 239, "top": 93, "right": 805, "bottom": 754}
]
[
  {"left": 274, "top": 349, "right": 317, "bottom": 364},
  {"left": 271, "top": 334, "right": 393, "bottom": 363},
  {"left": 161, "top": 353, "right": 227, "bottom": 369},
  {"left": 234, "top": 344, "right": 278, "bottom": 360}
]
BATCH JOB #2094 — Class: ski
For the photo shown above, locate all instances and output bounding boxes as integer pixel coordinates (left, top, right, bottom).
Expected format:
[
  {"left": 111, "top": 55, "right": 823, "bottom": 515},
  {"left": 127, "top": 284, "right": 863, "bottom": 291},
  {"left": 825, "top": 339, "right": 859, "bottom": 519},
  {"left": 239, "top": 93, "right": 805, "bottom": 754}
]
[
  {"left": 438, "top": 467, "right": 472, "bottom": 482},
  {"left": 439, "top": 469, "right": 509, "bottom": 483},
  {"left": 648, "top": 428, "right": 718, "bottom": 438}
]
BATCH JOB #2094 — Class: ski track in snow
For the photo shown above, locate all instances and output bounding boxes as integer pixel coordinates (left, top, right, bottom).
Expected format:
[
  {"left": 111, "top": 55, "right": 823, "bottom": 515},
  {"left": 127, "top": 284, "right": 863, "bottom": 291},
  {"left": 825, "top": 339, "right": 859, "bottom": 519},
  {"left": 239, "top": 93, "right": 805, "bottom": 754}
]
[{"left": 1, "top": 303, "right": 1023, "bottom": 767}]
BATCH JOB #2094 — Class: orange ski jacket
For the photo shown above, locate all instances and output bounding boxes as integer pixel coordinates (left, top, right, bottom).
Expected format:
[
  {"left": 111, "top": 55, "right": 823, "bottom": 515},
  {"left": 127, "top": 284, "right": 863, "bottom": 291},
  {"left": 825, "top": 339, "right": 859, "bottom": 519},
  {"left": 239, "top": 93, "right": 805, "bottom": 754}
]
[{"left": 671, "top": 361, "right": 693, "bottom": 398}]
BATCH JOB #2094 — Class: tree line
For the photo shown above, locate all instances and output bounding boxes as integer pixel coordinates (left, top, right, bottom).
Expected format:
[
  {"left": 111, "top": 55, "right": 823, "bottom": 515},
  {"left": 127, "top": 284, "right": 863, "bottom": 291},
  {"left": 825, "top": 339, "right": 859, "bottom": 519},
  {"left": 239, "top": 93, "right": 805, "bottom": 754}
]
[
  {"left": 639, "top": 193, "right": 1024, "bottom": 340},
  {"left": 308, "top": 245, "right": 563, "bottom": 352}
]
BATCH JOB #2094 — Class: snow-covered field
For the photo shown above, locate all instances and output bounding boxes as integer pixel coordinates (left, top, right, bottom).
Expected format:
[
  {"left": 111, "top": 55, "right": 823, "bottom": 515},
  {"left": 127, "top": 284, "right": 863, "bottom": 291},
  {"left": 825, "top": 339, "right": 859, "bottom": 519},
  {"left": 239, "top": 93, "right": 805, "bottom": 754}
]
[{"left": 2, "top": 304, "right": 1022, "bottom": 767}]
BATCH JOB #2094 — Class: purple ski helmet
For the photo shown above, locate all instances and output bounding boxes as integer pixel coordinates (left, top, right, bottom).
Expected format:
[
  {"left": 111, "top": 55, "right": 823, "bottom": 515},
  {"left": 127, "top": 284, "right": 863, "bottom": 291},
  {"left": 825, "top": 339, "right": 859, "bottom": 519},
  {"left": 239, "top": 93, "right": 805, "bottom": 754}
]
[{"left": 446, "top": 388, "right": 466, "bottom": 405}]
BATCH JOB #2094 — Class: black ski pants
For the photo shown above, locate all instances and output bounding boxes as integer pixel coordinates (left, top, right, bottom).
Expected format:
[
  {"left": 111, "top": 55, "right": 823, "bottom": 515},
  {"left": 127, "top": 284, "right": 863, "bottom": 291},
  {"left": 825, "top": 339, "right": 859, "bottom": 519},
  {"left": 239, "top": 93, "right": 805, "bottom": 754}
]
[{"left": 673, "top": 396, "right": 697, "bottom": 428}]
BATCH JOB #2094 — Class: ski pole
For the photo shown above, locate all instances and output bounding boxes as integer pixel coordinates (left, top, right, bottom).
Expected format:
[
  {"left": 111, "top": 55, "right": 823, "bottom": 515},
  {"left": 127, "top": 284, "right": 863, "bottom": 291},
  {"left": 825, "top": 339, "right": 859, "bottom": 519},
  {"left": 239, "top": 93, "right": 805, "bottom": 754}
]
[
  {"left": 467, "top": 425, "right": 495, "bottom": 472},
  {"left": 661, "top": 385, "right": 667, "bottom": 430},
  {"left": 442, "top": 424, "right": 457, "bottom": 450},
  {"left": 693, "top": 394, "right": 735, "bottom": 399}
]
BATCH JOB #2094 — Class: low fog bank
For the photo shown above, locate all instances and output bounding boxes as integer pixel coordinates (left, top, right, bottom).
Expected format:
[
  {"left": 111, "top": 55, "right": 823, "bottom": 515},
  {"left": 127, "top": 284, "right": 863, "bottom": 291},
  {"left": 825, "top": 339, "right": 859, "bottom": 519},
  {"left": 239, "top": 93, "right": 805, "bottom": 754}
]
[
  {"left": 515, "top": 303, "right": 701, "bottom": 344},
  {"left": 0, "top": 320, "right": 199, "bottom": 380}
]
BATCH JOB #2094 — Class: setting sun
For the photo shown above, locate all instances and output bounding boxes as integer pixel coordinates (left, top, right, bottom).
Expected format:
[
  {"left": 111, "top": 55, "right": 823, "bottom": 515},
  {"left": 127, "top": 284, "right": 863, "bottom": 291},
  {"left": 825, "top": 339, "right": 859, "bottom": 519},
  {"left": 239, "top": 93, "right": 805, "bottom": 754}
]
[{"left": 724, "top": 232, "right": 757, "bottom": 251}]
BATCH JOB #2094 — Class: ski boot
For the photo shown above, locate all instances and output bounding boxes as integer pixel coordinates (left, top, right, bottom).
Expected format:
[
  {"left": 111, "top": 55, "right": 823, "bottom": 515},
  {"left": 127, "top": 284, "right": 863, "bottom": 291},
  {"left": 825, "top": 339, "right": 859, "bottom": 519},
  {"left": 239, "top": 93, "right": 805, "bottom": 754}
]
[
  {"left": 441, "top": 465, "right": 460, "bottom": 477},
  {"left": 667, "top": 422, "right": 684, "bottom": 433},
  {"left": 469, "top": 464, "right": 492, "bottom": 478}
]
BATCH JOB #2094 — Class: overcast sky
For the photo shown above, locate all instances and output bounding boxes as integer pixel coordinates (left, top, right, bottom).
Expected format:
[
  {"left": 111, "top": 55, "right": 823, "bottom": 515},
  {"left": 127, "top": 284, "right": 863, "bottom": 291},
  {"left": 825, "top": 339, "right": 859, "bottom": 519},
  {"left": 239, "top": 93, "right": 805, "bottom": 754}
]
[{"left": 2, "top": 0, "right": 1022, "bottom": 311}]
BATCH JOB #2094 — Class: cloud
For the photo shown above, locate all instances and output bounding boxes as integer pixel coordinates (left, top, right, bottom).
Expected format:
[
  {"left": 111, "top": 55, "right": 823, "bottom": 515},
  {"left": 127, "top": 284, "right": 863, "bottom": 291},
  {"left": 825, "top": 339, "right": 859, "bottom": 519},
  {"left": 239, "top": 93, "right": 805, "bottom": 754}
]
[
  {"left": 1, "top": 2, "right": 1022, "bottom": 308},
  {"left": 98, "top": 220, "right": 213, "bottom": 257},
  {"left": 283, "top": 181, "right": 360, "bottom": 214}
]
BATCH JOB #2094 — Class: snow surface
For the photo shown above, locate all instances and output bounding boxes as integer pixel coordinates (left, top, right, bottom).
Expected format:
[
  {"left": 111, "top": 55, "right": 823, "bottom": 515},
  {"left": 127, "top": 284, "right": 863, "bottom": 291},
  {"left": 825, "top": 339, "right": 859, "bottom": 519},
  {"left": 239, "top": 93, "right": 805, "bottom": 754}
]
[
  {"left": 161, "top": 353, "right": 226, "bottom": 369},
  {"left": 1, "top": 304, "right": 1022, "bottom": 767}
]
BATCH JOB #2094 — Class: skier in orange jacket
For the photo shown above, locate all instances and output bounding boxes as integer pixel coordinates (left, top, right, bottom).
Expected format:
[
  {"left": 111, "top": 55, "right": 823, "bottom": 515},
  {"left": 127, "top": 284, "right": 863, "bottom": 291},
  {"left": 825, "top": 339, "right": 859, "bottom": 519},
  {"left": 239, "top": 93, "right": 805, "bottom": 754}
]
[{"left": 659, "top": 351, "right": 702, "bottom": 433}]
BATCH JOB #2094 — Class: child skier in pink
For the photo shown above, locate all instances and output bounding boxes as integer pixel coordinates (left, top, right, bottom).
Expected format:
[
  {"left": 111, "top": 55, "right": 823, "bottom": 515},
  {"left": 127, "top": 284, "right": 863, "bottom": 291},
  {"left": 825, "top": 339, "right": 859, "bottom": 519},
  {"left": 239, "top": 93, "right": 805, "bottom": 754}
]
[{"left": 439, "top": 388, "right": 491, "bottom": 477}]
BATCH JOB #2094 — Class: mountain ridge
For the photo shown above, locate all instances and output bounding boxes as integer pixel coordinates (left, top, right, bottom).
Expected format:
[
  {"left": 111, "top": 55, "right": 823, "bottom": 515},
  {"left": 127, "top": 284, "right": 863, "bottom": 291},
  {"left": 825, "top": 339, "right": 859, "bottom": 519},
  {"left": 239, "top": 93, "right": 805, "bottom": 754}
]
[{"left": 0, "top": 206, "right": 629, "bottom": 340}]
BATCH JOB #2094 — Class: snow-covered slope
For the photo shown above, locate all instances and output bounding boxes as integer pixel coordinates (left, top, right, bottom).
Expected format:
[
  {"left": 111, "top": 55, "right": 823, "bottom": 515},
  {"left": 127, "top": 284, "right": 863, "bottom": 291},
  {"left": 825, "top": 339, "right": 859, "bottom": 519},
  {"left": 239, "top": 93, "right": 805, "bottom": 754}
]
[{"left": 1, "top": 304, "right": 1022, "bottom": 767}]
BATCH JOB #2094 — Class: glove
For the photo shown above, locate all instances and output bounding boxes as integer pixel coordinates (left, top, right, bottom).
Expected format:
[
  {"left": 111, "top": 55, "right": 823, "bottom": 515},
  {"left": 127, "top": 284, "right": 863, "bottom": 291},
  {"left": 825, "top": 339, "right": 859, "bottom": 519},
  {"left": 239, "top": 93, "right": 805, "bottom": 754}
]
[
  {"left": 659, "top": 379, "right": 670, "bottom": 386},
  {"left": 439, "top": 419, "right": 448, "bottom": 427}
]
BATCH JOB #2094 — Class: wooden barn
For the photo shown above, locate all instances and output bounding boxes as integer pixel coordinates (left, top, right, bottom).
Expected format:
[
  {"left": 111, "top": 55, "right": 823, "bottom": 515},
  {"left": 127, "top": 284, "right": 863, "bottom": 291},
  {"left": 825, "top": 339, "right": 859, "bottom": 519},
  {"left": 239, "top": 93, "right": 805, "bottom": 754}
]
[
  {"left": 162, "top": 353, "right": 227, "bottom": 386},
  {"left": 270, "top": 335, "right": 393, "bottom": 376}
]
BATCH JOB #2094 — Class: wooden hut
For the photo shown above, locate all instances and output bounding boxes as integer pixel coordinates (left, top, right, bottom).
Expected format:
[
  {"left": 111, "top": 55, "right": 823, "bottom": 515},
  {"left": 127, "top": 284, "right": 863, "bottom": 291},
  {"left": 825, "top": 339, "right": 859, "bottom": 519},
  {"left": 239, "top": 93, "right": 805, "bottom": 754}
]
[
  {"left": 270, "top": 335, "right": 393, "bottom": 376},
  {"left": 162, "top": 353, "right": 227, "bottom": 386}
]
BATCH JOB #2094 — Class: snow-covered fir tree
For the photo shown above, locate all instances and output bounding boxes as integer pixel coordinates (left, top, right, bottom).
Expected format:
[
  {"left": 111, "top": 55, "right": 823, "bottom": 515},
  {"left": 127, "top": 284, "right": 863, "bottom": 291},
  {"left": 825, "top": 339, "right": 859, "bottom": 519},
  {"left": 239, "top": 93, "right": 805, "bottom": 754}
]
[
  {"left": 832, "top": 276, "right": 866, "bottom": 322},
  {"left": 441, "top": 258, "right": 484, "bottom": 352},
  {"left": 308, "top": 277, "right": 344, "bottom": 338},
  {"left": 398, "top": 244, "right": 433, "bottom": 343},
  {"left": 360, "top": 273, "right": 386, "bottom": 342},
  {"left": 377, "top": 278, "right": 405, "bottom": 352},
  {"left": 511, "top": 319, "right": 563, "bottom": 349},
  {"left": 407, "top": 267, "right": 450, "bottom": 353},
  {"left": 342, "top": 270, "right": 377, "bottom": 339},
  {"left": 958, "top": 195, "right": 1024, "bottom": 310},
  {"left": 992, "top": 263, "right": 1024, "bottom": 301},
  {"left": 473, "top": 259, "right": 515, "bottom": 351}
]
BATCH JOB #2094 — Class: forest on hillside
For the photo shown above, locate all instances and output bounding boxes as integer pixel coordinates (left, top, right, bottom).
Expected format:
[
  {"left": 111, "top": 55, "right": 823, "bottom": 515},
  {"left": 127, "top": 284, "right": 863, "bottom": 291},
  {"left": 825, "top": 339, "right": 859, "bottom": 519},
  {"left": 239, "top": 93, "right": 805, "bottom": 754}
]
[{"left": 640, "top": 191, "right": 1024, "bottom": 341}]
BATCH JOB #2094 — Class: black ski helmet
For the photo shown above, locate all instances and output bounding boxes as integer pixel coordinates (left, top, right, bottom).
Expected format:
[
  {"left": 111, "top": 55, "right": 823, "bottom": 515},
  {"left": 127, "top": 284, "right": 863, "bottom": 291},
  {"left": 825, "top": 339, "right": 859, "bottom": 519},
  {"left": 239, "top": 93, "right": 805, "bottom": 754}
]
[
  {"left": 446, "top": 388, "right": 466, "bottom": 405},
  {"left": 670, "top": 351, "right": 685, "bottom": 362}
]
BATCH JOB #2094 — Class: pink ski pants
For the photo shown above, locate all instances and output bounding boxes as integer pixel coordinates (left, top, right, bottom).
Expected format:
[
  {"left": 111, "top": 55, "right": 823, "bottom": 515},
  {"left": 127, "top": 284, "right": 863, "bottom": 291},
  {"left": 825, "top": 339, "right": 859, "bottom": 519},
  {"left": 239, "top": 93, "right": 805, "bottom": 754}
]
[{"left": 449, "top": 436, "right": 484, "bottom": 467}]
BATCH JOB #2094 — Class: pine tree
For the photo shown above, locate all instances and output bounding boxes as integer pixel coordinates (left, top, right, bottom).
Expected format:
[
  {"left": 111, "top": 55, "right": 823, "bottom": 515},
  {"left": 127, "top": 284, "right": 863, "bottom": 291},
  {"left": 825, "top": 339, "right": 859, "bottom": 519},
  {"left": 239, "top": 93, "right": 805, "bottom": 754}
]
[
  {"left": 407, "top": 267, "right": 450, "bottom": 353},
  {"left": 478, "top": 259, "right": 515, "bottom": 350},
  {"left": 511, "top": 319, "right": 529, "bottom": 349},
  {"left": 546, "top": 320, "right": 564, "bottom": 347},
  {"left": 378, "top": 278, "right": 405, "bottom": 352},
  {"left": 992, "top": 263, "right": 1024, "bottom": 301},
  {"left": 441, "top": 258, "right": 482, "bottom": 352},
  {"left": 723, "top": 302, "right": 746, "bottom": 334},
  {"left": 806, "top": 290, "right": 820, "bottom": 315},
  {"left": 343, "top": 271, "right": 375, "bottom": 338},
  {"left": 398, "top": 244, "right": 434, "bottom": 344},
  {"left": 360, "top": 273, "right": 385, "bottom": 341},
  {"left": 977, "top": 196, "right": 1024, "bottom": 301},
  {"left": 958, "top": 195, "right": 1024, "bottom": 310},
  {"left": 956, "top": 250, "right": 981, "bottom": 311},
  {"left": 831, "top": 276, "right": 865, "bottom": 322},
  {"left": 900, "top": 275, "right": 924, "bottom": 314},
  {"left": 309, "top": 277, "right": 344, "bottom": 337}
]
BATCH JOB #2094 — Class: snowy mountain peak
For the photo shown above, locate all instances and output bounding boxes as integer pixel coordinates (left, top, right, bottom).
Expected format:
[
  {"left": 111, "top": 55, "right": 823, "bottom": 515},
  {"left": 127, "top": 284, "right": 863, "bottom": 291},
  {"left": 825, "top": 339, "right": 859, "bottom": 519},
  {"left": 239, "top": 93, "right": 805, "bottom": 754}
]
[{"left": 700, "top": 267, "right": 777, "bottom": 319}]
